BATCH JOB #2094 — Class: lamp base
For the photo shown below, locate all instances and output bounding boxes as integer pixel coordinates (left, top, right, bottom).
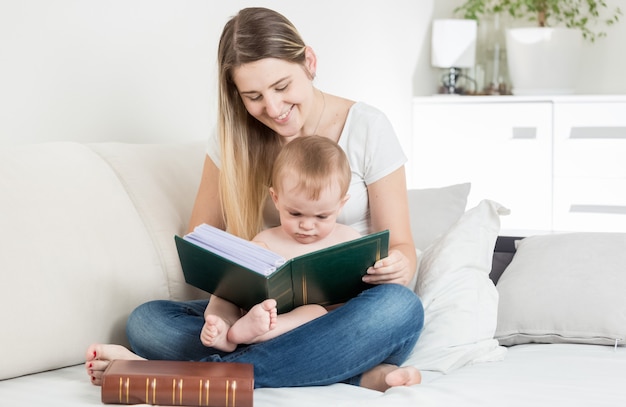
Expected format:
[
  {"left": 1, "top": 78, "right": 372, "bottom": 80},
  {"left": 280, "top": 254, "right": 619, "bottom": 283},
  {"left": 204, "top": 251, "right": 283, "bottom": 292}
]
[
  {"left": 439, "top": 67, "right": 464, "bottom": 95},
  {"left": 438, "top": 67, "right": 476, "bottom": 95}
]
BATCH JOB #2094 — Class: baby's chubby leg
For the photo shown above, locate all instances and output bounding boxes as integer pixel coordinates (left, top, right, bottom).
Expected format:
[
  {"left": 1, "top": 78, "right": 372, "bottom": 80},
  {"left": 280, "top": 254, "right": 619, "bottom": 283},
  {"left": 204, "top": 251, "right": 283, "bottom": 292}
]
[{"left": 231, "top": 302, "right": 327, "bottom": 344}]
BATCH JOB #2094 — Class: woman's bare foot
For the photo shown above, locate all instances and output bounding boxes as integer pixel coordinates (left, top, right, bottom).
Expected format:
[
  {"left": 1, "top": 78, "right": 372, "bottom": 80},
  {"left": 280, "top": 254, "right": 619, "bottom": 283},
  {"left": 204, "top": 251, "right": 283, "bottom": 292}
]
[
  {"left": 227, "top": 299, "right": 277, "bottom": 345},
  {"left": 85, "top": 344, "right": 144, "bottom": 386},
  {"left": 201, "top": 314, "right": 237, "bottom": 352},
  {"left": 360, "top": 364, "right": 421, "bottom": 392}
]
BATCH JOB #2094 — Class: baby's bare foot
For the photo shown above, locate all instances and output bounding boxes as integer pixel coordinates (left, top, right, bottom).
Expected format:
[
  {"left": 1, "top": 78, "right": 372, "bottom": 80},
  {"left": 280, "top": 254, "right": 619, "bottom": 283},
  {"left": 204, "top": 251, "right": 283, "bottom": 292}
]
[
  {"left": 360, "top": 364, "right": 421, "bottom": 392},
  {"left": 85, "top": 344, "right": 144, "bottom": 386},
  {"left": 228, "top": 299, "right": 277, "bottom": 344},
  {"left": 201, "top": 315, "right": 237, "bottom": 352}
]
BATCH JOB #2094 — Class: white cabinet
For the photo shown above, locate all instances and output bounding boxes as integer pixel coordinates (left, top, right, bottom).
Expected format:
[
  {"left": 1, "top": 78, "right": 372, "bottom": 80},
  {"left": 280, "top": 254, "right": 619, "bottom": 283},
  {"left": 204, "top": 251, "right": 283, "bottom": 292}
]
[
  {"left": 552, "top": 100, "right": 626, "bottom": 232},
  {"left": 411, "top": 95, "right": 626, "bottom": 234},
  {"left": 410, "top": 98, "right": 553, "bottom": 232}
]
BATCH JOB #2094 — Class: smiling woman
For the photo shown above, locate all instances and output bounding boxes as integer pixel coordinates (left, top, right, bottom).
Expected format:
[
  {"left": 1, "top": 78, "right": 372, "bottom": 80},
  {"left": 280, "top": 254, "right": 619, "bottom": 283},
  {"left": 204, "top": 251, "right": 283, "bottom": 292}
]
[
  {"left": 232, "top": 56, "right": 325, "bottom": 141},
  {"left": 87, "top": 6, "right": 423, "bottom": 392}
]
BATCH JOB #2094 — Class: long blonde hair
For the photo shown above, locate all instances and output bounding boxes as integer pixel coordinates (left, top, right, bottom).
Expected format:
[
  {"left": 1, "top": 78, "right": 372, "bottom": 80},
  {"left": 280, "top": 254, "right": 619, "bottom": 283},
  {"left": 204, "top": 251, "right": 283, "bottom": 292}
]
[{"left": 217, "top": 7, "right": 309, "bottom": 239}]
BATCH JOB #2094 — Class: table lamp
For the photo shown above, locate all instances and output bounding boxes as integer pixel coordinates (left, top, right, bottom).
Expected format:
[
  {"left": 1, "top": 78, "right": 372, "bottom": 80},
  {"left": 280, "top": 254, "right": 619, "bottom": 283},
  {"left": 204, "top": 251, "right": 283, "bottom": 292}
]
[{"left": 431, "top": 19, "right": 477, "bottom": 95}]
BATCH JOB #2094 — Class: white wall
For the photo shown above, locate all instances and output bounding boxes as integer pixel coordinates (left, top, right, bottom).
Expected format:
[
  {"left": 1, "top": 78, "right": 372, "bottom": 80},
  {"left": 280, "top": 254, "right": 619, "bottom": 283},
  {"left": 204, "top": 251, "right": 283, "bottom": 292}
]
[
  {"left": 0, "top": 1, "right": 217, "bottom": 145},
  {"left": 0, "top": 0, "right": 430, "bottom": 156},
  {"left": 1, "top": 0, "right": 624, "bottom": 150}
]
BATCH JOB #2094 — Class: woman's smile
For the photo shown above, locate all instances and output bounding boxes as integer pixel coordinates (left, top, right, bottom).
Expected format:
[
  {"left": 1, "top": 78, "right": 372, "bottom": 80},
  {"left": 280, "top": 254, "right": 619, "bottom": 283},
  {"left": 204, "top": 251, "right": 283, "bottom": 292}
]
[{"left": 275, "top": 104, "right": 294, "bottom": 122}]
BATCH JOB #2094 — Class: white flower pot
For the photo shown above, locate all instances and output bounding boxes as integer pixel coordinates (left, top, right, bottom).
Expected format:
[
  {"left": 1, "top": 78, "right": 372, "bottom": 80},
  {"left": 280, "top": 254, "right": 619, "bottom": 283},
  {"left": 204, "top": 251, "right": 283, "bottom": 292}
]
[{"left": 505, "top": 27, "right": 582, "bottom": 95}]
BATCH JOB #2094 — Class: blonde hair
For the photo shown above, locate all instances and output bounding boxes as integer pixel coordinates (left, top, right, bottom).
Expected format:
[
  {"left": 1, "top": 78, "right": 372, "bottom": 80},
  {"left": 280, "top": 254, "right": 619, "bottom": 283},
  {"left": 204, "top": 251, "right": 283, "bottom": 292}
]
[
  {"left": 272, "top": 136, "right": 351, "bottom": 201},
  {"left": 217, "top": 7, "right": 309, "bottom": 239}
]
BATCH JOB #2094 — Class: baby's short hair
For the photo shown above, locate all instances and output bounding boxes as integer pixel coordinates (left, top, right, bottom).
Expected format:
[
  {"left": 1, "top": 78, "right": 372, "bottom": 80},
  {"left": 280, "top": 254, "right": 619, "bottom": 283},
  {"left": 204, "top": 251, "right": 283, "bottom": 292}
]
[{"left": 272, "top": 136, "right": 351, "bottom": 200}]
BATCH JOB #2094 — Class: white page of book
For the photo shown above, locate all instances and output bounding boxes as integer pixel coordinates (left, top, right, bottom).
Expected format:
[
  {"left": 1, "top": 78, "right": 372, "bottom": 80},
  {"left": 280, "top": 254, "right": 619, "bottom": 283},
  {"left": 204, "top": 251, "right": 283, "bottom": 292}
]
[{"left": 184, "top": 224, "right": 285, "bottom": 276}]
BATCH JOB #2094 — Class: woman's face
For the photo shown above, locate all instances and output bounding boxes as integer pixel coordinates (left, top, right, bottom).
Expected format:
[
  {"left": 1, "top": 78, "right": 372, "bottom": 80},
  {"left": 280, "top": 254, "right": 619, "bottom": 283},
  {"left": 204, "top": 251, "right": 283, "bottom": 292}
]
[{"left": 232, "top": 51, "right": 317, "bottom": 140}]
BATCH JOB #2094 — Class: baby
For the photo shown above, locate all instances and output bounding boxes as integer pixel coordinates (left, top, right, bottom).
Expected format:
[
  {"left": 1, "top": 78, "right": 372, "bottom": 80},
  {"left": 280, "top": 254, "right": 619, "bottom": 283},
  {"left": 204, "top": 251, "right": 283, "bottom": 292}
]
[{"left": 201, "top": 135, "right": 360, "bottom": 351}]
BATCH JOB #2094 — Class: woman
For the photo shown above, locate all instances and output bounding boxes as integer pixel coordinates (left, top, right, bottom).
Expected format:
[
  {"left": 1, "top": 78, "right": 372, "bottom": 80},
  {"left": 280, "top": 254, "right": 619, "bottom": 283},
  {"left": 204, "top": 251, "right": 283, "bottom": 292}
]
[{"left": 86, "top": 7, "right": 424, "bottom": 391}]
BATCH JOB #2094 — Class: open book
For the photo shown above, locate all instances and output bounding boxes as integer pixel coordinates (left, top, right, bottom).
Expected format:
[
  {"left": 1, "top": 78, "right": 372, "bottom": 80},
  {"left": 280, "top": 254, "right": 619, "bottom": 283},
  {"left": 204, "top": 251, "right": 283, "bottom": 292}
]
[{"left": 175, "top": 224, "right": 389, "bottom": 313}]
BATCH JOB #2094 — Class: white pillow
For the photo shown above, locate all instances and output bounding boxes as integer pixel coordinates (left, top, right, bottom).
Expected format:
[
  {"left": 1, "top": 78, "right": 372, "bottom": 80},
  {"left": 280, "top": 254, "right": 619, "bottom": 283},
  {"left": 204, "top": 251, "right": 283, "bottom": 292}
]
[
  {"left": 407, "top": 183, "right": 471, "bottom": 251},
  {"left": 404, "top": 199, "right": 510, "bottom": 373},
  {"left": 88, "top": 142, "right": 207, "bottom": 300},
  {"left": 495, "top": 232, "right": 626, "bottom": 346}
]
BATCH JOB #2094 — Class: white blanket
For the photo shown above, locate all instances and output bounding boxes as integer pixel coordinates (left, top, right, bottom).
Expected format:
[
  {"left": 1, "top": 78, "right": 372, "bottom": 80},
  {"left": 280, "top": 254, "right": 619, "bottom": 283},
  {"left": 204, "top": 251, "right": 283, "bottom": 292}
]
[{"left": 2, "top": 344, "right": 625, "bottom": 407}]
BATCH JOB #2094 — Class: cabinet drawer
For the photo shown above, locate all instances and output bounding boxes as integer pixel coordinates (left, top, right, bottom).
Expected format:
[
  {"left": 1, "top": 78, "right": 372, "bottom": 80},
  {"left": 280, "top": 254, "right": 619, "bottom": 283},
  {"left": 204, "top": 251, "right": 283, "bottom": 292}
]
[
  {"left": 554, "top": 134, "right": 626, "bottom": 178},
  {"left": 554, "top": 102, "right": 626, "bottom": 178},
  {"left": 411, "top": 101, "right": 552, "bottom": 231},
  {"left": 553, "top": 176, "right": 626, "bottom": 232}
]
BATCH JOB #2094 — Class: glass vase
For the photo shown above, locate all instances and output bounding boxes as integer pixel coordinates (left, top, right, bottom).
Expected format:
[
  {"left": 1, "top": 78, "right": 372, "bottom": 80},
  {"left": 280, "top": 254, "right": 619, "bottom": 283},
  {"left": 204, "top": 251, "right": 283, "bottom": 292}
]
[{"left": 475, "top": 14, "right": 511, "bottom": 95}]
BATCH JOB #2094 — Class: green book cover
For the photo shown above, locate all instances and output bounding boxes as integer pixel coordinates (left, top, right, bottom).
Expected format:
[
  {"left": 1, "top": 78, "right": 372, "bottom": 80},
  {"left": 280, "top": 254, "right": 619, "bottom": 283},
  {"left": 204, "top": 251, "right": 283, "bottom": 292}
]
[{"left": 174, "top": 229, "right": 389, "bottom": 313}]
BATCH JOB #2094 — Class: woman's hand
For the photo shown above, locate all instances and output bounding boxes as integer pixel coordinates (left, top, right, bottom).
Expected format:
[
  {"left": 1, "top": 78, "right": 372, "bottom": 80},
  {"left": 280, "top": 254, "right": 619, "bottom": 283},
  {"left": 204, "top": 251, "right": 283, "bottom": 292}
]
[
  {"left": 365, "top": 166, "right": 417, "bottom": 287},
  {"left": 362, "top": 248, "right": 415, "bottom": 286}
]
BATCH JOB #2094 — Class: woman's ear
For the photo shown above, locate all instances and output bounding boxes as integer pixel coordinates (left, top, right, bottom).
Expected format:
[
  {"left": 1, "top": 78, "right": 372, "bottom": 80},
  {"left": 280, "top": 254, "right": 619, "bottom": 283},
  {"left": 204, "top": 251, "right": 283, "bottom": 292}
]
[{"left": 304, "top": 46, "right": 317, "bottom": 79}]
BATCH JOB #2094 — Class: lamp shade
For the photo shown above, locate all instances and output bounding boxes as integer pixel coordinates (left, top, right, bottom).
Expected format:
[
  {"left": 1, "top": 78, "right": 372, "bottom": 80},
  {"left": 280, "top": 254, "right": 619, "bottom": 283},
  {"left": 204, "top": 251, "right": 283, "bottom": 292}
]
[{"left": 431, "top": 19, "right": 477, "bottom": 68}]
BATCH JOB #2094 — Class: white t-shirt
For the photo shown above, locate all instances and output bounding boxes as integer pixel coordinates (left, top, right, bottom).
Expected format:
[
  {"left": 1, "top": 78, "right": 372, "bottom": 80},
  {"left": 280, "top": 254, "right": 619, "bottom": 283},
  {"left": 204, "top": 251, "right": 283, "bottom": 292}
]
[{"left": 206, "top": 102, "right": 407, "bottom": 236}]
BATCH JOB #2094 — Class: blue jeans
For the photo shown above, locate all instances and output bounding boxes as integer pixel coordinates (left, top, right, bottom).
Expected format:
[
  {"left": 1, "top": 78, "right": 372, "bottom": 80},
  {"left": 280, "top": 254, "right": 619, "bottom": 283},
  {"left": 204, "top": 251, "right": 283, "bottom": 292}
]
[{"left": 126, "top": 284, "right": 423, "bottom": 388}]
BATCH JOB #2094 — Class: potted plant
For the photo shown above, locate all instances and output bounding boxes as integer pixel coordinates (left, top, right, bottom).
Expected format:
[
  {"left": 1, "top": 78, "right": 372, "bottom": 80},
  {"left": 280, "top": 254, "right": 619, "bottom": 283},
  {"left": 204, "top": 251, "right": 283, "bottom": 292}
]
[{"left": 455, "top": 0, "right": 622, "bottom": 95}]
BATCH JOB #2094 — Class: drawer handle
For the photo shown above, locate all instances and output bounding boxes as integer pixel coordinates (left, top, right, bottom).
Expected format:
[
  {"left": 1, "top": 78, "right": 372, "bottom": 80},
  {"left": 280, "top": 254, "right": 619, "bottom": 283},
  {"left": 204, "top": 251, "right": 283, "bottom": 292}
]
[
  {"left": 512, "top": 127, "right": 537, "bottom": 139},
  {"left": 570, "top": 127, "right": 626, "bottom": 139},
  {"left": 570, "top": 204, "right": 626, "bottom": 215}
]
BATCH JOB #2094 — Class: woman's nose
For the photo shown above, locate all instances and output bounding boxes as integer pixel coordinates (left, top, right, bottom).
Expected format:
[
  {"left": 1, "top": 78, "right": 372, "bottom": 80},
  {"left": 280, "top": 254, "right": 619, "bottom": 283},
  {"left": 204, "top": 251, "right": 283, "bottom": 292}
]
[{"left": 264, "top": 95, "right": 283, "bottom": 118}]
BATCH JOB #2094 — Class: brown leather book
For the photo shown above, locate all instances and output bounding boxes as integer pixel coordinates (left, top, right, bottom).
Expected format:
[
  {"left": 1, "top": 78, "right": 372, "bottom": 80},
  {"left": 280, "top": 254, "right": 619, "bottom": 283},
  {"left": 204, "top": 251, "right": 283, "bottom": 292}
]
[{"left": 101, "top": 360, "right": 254, "bottom": 406}]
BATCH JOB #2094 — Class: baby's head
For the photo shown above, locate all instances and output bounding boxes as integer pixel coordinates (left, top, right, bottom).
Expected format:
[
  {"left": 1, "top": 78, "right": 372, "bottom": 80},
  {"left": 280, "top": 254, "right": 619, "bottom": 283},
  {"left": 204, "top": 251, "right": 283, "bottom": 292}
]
[
  {"left": 272, "top": 135, "right": 351, "bottom": 200},
  {"left": 270, "top": 136, "right": 351, "bottom": 244}
]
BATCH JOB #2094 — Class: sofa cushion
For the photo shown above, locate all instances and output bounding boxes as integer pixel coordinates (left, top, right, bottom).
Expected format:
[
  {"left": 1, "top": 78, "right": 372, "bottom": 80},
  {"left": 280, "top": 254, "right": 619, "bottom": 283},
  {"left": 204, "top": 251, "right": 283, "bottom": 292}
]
[
  {"left": 88, "top": 142, "right": 206, "bottom": 300},
  {"left": 404, "top": 199, "right": 509, "bottom": 372},
  {"left": 407, "top": 183, "right": 470, "bottom": 251},
  {"left": 0, "top": 142, "right": 205, "bottom": 380},
  {"left": 495, "top": 232, "right": 626, "bottom": 346}
]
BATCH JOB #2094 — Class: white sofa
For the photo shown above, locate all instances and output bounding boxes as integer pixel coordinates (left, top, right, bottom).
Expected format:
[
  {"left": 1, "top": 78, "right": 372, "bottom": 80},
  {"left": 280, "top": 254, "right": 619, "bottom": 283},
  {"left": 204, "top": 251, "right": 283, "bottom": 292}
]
[{"left": 1, "top": 141, "right": 625, "bottom": 407}]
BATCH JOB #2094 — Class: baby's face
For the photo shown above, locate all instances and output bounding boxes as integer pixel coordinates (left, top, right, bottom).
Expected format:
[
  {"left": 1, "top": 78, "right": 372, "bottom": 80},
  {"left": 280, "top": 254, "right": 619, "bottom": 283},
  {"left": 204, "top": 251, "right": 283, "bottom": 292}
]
[{"left": 273, "top": 176, "right": 344, "bottom": 245}]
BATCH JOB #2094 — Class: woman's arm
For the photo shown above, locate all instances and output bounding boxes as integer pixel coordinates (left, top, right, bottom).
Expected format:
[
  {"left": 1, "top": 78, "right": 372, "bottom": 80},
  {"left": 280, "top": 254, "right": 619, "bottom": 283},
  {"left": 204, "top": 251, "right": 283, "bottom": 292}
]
[
  {"left": 187, "top": 155, "right": 225, "bottom": 234},
  {"left": 362, "top": 166, "right": 417, "bottom": 286}
]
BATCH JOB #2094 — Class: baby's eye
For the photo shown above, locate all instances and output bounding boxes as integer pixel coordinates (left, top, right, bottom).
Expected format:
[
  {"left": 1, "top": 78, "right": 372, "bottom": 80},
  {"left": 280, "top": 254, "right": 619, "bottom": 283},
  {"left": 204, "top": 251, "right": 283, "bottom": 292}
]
[
  {"left": 289, "top": 212, "right": 301, "bottom": 217},
  {"left": 317, "top": 215, "right": 328, "bottom": 220}
]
